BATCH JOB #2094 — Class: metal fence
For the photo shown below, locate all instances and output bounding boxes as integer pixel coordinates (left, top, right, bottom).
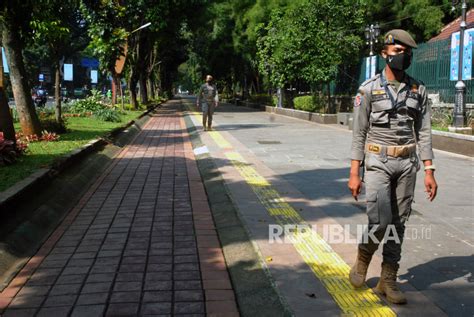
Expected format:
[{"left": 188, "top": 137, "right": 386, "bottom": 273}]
[{"left": 356, "top": 38, "right": 474, "bottom": 103}]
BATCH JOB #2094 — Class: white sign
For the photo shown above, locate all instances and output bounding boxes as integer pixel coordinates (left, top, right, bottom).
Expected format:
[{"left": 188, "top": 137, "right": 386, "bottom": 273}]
[
  {"left": 64, "top": 63, "right": 73, "bottom": 81},
  {"left": 450, "top": 28, "right": 474, "bottom": 81},
  {"left": 365, "top": 55, "right": 377, "bottom": 80},
  {"left": 1, "top": 48, "right": 8, "bottom": 73},
  {"left": 91, "top": 70, "right": 98, "bottom": 84}
]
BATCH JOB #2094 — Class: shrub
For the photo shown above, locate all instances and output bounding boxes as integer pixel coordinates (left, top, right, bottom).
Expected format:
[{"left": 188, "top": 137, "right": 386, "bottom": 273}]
[
  {"left": 40, "top": 131, "right": 60, "bottom": 142},
  {"left": 94, "top": 108, "right": 122, "bottom": 122},
  {"left": 270, "top": 96, "right": 277, "bottom": 107},
  {"left": 294, "top": 95, "right": 318, "bottom": 112},
  {"left": 431, "top": 108, "right": 452, "bottom": 130},
  {"left": 11, "top": 108, "right": 19, "bottom": 123},
  {"left": 66, "top": 89, "right": 108, "bottom": 115},
  {"left": 65, "top": 89, "right": 122, "bottom": 122},
  {"left": 0, "top": 132, "right": 28, "bottom": 166},
  {"left": 37, "top": 109, "right": 68, "bottom": 134},
  {"left": 40, "top": 119, "right": 68, "bottom": 134}
]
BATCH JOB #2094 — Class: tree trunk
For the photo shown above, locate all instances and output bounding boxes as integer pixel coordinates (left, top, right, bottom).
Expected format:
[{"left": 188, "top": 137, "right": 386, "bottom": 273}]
[
  {"left": 139, "top": 73, "right": 148, "bottom": 105},
  {"left": 128, "top": 75, "right": 138, "bottom": 110},
  {"left": 2, "top": 24, "right": 42, "bottom": 136},
  {"left": 0, "top": 86, "right": 16, "bottom": 145},
  {"left": 54, "top": 61, "right": 62, "bottom": 123},
  {"left": 326, "top": 82, "right": 331, "bottom": 114},
  {"left": 148, "top": 78, "right": 155, "bottom": 100},
  {"left": 111, "top": 73, "right": 120, "bottom": 106}
]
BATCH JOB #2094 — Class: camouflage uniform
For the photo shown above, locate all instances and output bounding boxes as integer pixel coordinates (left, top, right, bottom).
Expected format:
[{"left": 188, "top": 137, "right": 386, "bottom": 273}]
[
  {"left": 197, "top": 82, "right": 219, "bottom": 129},
  {"left": 349, "top": 29, "right": 436, "bottom": 305},
  {"left": 352, "top": 69, "right": 433, "bottom": 265}
]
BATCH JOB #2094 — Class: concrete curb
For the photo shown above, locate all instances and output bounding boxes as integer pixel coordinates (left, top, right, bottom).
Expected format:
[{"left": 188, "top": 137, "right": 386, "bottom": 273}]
[
  {"left": 0, "top": 104, "right": 161, "bottom": 212},
  {"left": 265, "top": 106, "right": 338, "bottom": 124},
  {"left": 182, "top": 108, "right": 293, "bottom": 317},
  {"left": 432, "top": 130, "right": 474, "bottom": 156},
  {"left": 263, "top": 105, "right": 473, "bottom": 157}
]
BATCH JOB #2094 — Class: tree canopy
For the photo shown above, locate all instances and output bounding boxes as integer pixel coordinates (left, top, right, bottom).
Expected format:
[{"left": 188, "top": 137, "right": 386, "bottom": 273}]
[{"left": 0, "top": 0, "right": 461, "bottom": 139}]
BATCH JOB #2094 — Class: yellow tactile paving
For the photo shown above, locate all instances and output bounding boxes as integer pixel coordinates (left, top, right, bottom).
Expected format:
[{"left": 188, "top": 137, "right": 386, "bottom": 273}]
[{"left": 184, "top": 103, "right": 396, "bottom": 316}]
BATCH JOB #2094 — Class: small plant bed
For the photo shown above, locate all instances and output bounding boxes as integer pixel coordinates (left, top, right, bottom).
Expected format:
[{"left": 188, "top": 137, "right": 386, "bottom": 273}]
[{"left": 0, "top": 110, "right": 140, "bottom": 192}]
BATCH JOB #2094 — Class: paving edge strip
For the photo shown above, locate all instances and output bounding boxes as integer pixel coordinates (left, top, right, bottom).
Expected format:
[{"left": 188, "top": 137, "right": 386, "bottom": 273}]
[
  {"left": 0, "top": 104, "right": 162, "bottom": 211},
  {"left": 182, "top": 107, "right": 293, "bottom": 317}
]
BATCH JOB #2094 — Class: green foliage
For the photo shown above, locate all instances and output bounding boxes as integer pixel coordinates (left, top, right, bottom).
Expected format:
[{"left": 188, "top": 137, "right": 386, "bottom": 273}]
[
  {"left": 3, "top": 111, "right": 140, "bottom": 191},
  {"left": 11, "top": 108, "right": 20, "bottom": 123},
  {"left": 93, "top": 108, "right": 122, "bottom": 122},
  {"left": 80, "top": 1, "right": 128, "bottom": 73},
  {"left": 431, "top": 107, "right": 453, "bottom": 130},
  {"left": 63, "top": 89, "right": 122, "bottom": 122},
  {"left": 366, "top": 0, "right": 453, "bottom": 42},
  {"left": 257, "top": 0, "right": 364, "bottom": 88},
  {"left": 37, "top": 108, "right": 68, "bottom": 133},
  {"left": 293, "top": 95, "right": 319, "bottom": 112},
  {"left": 66, "top": 89, "right": 108, "bottom": 115},
  {"left": 40, "top": 119, "right": 68, "bottom": 134}
]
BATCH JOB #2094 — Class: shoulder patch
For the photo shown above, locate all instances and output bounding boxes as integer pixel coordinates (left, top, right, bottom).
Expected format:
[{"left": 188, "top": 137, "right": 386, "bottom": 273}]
[{"left": 354, "top": 93, "right": 363, "bottom": 107}]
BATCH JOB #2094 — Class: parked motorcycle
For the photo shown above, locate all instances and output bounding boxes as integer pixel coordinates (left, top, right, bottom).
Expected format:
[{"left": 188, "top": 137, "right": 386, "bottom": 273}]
[{"left": 32, "top": 88, "right": 47, "bottom": 108}]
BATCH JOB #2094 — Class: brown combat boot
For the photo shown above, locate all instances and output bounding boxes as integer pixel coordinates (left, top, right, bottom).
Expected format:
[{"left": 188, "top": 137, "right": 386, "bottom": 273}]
[
  {"left": 349, "top": 249, "right": 372, "bottom": 288},
  {"left": 375, "top": 263, "right": 407, "bottom": 304}
]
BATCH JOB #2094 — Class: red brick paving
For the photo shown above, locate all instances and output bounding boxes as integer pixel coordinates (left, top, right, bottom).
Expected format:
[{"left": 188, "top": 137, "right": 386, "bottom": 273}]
[{"left": 0, "top": 101, "right": 239, "bottom": 316}]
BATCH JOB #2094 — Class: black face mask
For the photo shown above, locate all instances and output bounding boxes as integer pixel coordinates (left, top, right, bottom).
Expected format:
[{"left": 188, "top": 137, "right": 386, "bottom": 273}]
[{"left": 386, "top": 52, "right": 412, "bottom": 71}]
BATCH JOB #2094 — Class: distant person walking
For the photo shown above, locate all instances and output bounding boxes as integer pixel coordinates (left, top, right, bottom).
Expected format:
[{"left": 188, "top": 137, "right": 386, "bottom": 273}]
[{"left": 196, "top": 75, "right": 219, "bottom": 131}]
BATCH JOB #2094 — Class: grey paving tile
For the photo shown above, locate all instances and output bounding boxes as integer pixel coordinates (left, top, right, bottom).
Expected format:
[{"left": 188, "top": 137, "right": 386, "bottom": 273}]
[
  {"left": 143, "top": 291, "right": 172, "bottom": 302},
  {"left": 43, "top": 294, "right": 77, "bottom": 307},
  {"left": 76, "top": 292, "right": 109, "bottom": 305},
  {"left": 70, "top": 304, "right": 106, "bottom": 317},
  {"left": 110, "top": 291, "right": 142, "bottom": 303},
  {"left": 141, "top": 302, "right": 172, "bottom": 315},
  {"left": 106, "top": 303, "right": 139, "bottom": 316}
]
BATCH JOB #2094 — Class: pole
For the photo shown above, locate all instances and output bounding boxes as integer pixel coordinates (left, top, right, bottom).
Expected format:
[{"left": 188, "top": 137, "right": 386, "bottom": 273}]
[
  {"left": 453, "top": 0, "right": 467, "bottom": 127},
  {"left": 369, "top": 24, "right": 374, "bottom": 57}
]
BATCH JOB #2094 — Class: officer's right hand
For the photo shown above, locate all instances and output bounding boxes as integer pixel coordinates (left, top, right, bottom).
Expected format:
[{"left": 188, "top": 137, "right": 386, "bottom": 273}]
[{"left": 348, "top": 175, "right": 362, "bottom": 201}]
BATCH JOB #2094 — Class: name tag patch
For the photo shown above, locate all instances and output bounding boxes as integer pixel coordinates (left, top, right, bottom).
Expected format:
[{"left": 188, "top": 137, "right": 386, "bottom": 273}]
[
  {"left": 371, "top": 89, "right": 385, "bottom": 95},
  {"left": 371, "top": 94, "right": 388, "bottom": 102}
]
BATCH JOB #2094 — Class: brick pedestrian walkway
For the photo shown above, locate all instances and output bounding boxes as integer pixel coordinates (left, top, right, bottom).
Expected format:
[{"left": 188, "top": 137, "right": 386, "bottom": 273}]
[{"left": 0, "top": 100, "right": 238, "bottom": 316}]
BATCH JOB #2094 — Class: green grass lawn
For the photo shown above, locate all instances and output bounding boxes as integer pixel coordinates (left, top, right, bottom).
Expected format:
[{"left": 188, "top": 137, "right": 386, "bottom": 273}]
[{"left": 0, "top": 111, "right": 141, "bottom": 192}]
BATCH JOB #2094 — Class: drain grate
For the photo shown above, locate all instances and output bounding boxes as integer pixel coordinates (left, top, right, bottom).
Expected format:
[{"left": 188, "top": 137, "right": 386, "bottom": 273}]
[{"left": 258, "top": 140, "right": 282, "bottom": 145}]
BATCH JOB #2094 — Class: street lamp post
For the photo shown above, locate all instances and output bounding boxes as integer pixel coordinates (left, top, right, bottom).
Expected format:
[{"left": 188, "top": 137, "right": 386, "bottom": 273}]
[
  {"left": 365, "top": 24, "right": 380, "bottom": 78},
  {"left": 452, "top": 0, "right": 468, "bottom": 130}
]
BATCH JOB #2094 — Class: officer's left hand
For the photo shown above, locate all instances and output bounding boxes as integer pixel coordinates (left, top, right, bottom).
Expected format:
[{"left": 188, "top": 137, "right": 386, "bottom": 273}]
[{"left": 424, "top": 173, "right": 438, "bottom": 201}]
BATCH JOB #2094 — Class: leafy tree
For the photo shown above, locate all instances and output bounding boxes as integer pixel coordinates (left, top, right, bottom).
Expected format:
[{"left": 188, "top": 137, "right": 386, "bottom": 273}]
[
  {"left": 365, "top": 0, "right": 453, "bottom": 42},
  {"left": 1, "top": 0, "right": 42, "bottom": 136},
  {"left": 257, "top": 0, "right": 364, "bottom": 111},
  {"left": 30, "top": 0, "right": 88, "bottom": 123},
  {"left": 81, "top": 0, "right": 128, "bottom": 106}
]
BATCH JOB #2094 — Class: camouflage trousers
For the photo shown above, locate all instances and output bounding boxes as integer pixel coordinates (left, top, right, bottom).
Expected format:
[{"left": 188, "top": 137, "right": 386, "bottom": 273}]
[
  {"left": 359, "top": 151, "right": 419, "bottom": 268},
  {"left": 202, "top": 101, "right": 216, "bottom": 128}
]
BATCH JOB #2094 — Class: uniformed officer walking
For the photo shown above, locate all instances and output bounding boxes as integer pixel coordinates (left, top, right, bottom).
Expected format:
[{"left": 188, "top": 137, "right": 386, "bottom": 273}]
[
  {"left": 196, "top": 75, "right": 219, "bottom": 131},
  {"left": 348, "top": 29, "right": 438, "bottom": 304}
]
